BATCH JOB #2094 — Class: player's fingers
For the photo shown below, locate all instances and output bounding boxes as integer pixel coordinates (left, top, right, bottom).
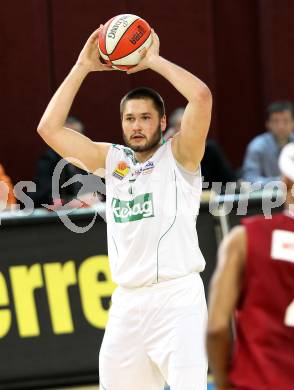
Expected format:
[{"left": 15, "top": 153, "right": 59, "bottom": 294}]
[
  {"left": 88, "top": 32, "right": 100, "bottom": 45},
  {"left": 97, "top": 24, "right": 104, "bottom": 37},
  {"left": 89, "top": 29, "right": 100, "bottom": 40},
  {"left": 89, "top": 25, "right": 104, "bottom": 43},
  {"left": 151, "top": 29, "right": 160, "bottom": 47},
  {"left": 139, "top": 47, "right": 147, "bottom": 59},
  {"left": 126, "top": 65, "right": 140, "bottom": 74},
  {"left": 127, "top": 65, "right": 147, "bottom": 74},
  {"left": 101, "top": 64, "right": 115, "bottom": 71}
]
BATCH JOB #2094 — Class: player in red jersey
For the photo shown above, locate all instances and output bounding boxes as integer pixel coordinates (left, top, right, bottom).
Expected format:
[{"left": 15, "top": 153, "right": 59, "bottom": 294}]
[{"left": 207, "top": 142, "right": 294, "bottom": 390}]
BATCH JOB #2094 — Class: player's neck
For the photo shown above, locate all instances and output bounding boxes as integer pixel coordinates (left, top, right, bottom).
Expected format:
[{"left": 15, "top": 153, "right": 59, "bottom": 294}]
[{"left": 134, "top": 142, "right": 163, "bottom": 163}]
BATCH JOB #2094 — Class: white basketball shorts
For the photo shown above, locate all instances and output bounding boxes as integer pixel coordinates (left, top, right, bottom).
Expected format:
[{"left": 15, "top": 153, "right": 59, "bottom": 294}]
[{"left": 99, "top": 273, "right": 208, "bottom": 390}]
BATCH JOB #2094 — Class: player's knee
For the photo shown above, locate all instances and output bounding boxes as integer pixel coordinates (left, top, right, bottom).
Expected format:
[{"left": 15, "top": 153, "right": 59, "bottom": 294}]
[
  {"left": 170, "top": 381, "right": 206, "bottom": 390},
  {"left": 168, "top": 365, "right": 207, "bottom": 390}
]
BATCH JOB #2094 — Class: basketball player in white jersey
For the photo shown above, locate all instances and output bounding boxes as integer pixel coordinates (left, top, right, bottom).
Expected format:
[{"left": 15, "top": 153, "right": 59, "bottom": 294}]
[{"left": 37, "top": 27, "right": 212, "bottom": 390}]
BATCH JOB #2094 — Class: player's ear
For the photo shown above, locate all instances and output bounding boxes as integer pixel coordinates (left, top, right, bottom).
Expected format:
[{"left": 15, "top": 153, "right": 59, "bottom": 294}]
[{"left": 160, "top": 114, "right": 167, "bottom": 132}]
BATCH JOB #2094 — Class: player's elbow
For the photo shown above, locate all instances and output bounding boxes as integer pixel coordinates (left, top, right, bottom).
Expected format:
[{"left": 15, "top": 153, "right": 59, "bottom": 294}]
[
  {"left": 190, "top": 84, "right": 212, "bottom": 104},
  {"left": 37, "top": 123, "right": 49, "bottom": 137},
  {"left": 37, "top": 122, "right": 56, "bottom": 140},
  {"left": 207, "top": 317, "right": 230, "bottom": 337},
  {"left": 200, "top": 84, "right": 212, "bottom": 100}
]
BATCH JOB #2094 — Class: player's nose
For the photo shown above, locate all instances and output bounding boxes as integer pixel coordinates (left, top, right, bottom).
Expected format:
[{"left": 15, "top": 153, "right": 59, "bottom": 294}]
[{"left": 131, "top": 119, "right": 142, "bottom": 131}]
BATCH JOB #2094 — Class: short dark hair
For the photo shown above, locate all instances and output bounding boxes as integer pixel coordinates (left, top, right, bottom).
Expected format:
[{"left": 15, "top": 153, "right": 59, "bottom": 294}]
[
  {"left": 266, "top": 100, "right": 294, "bottom": 119},
  {"left": 120, "top": 87, "right": 165, "bottom": 118}
]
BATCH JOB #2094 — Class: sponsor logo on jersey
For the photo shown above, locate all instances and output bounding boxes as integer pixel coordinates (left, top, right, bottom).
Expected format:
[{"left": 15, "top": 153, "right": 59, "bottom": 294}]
[
  {"left": 142, "top": 161, "right": 154, "bottom": 175},
  {"left": 128, "top": 161, "right": 155, "bottom": 180},
  {"left": 145, "top": 161, "right": 154, "bottom": 169},
  {"left": 142, "top": 168, "right": 153, "bottom": 175},
  {"left": 271, "top": 229, "right": 294, "bottom": 263},
  {"left": 112, "top": 161, "right": 129, "bottom": 180},
  {"left": 112, "top": 193, "right": 154, "bottom": 223}
]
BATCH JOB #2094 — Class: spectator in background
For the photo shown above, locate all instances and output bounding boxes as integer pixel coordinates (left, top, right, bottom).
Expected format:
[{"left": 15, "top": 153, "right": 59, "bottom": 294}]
[
  {"left": 0, "top": 163, "right": 16, "bottom": 209},
  {"left": 31, "top": 116, "right": 104, "bottom": 208},
  {"left": 201, "top": 140, "right": 236, "bottom": 189},
  {"left": 164, "top": 107, "right": 185, "bottom": 140},
  {"left": 164, "top": 107, "right": 236, "bottom": 189},
  {"left": 242, "top": 100, "right": 294, "bottom": 185}
]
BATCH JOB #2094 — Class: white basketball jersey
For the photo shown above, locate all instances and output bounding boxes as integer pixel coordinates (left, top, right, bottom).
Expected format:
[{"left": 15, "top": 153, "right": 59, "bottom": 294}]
[{"left": 105, "top": 140, "right": 205, "bottom": 287}]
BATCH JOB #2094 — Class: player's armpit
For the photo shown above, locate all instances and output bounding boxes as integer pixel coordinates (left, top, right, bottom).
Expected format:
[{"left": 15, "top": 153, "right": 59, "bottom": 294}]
[{"left": 37, "top": 125, "right": 111, "bottom": 175}]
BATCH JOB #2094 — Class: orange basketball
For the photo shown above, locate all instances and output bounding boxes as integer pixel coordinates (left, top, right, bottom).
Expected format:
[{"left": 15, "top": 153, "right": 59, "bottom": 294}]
[{"left": 98, "top": 14, "right": 152, "bottom": 71}]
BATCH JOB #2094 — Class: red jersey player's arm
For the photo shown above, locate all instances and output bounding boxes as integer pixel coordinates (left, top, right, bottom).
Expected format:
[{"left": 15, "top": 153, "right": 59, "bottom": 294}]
[{"left": 206, "top": 226, "right": 246, "bottom": 390}]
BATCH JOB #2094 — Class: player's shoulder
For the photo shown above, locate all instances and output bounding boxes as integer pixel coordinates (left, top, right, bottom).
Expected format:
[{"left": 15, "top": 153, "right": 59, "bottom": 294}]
[
  {"left": 110, "top": 143, "right": 131, "bottom": 154},
  {"left": 217, "top": 225, "right": 246, "bottom": 271},
  {"left": 241, "top": 214, "right": 266, "bottom": 226},
  {"left": 241, "top": 212, "right": 286, "bottom": 229},
  {"left": 226, "top": 225, "right": 246, "bottom": 246},
  {"left": 109, "top": 143, "right": 125, "bottom": 153},
  {"left": 108, "top": 143, "right": 134, "bottom": 159}
]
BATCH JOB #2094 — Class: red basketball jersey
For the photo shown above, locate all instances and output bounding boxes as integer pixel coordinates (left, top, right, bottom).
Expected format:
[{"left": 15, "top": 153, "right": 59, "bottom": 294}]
[{"left": 229, "top": 213, "right": 294, "bottom": 390}]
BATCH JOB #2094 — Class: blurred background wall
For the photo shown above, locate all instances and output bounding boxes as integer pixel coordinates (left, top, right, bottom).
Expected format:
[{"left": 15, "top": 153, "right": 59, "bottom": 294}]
[{"left": 1, "top": 0, "right": 294, "bottom": 183}]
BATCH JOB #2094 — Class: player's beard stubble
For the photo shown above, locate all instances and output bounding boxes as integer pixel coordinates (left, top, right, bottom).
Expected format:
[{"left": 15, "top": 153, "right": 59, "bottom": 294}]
[{"left": 123, "top": 124, "right": 162, "bottom": 152}]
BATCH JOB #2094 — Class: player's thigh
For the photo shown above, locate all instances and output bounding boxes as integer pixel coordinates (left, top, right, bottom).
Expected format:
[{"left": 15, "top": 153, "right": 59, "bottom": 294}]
[
  {"left": 99, "top": 303, "right": 164, "bottom": 390},
  {"left": 168, "top": 364, "right": 207, "bottom": 390},
  {"left": 164, "top": 280, "right": 208, "bottom": 389},
  {"left": 167, "top": 310, "right": 208, "bottom": 390},
  {"left": 99, "top": 351, "right": 164, "bottom": 390},
  {"left": 99, "top": 321, "right": 164, "bottom": 390}
]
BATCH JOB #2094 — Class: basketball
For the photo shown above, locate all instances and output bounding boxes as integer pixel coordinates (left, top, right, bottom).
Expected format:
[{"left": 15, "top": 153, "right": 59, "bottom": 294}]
[{"left": 98, "top": 14, "right": 152, "bottom": 71}]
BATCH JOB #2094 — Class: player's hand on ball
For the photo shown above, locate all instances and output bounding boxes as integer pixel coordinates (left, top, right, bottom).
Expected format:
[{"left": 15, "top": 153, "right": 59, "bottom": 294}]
[
  {"left": 127, "top": 30, "right": 160, "bottom": 74},
  {"left": 76, "top": 27, "right": 114, "bottom": 72}
]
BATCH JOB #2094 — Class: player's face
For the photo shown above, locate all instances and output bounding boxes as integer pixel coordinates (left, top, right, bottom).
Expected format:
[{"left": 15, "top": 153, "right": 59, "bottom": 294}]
[
  {"left": 122, "top": 99, "right": 166, "bottom": 152},
  {"left": 266, "top": 110, "right": 294, "bottom": 141}
]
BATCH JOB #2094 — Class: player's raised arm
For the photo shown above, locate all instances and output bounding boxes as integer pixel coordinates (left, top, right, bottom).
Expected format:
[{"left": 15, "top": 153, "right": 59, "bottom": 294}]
[
  {"left": 128, "top": 30, "right": 212, "bottom": 171},
  {"left": 37, "top": 27, "right": 113, "bottom": 174},
  {"left": 206, "top": 226, "right": 246, "bottom": 390}
]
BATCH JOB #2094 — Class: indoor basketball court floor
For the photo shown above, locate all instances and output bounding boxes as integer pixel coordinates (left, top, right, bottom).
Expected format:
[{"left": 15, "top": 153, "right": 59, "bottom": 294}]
[{"left": 52, "top": 377, "right": 215, "bottom": 389}]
